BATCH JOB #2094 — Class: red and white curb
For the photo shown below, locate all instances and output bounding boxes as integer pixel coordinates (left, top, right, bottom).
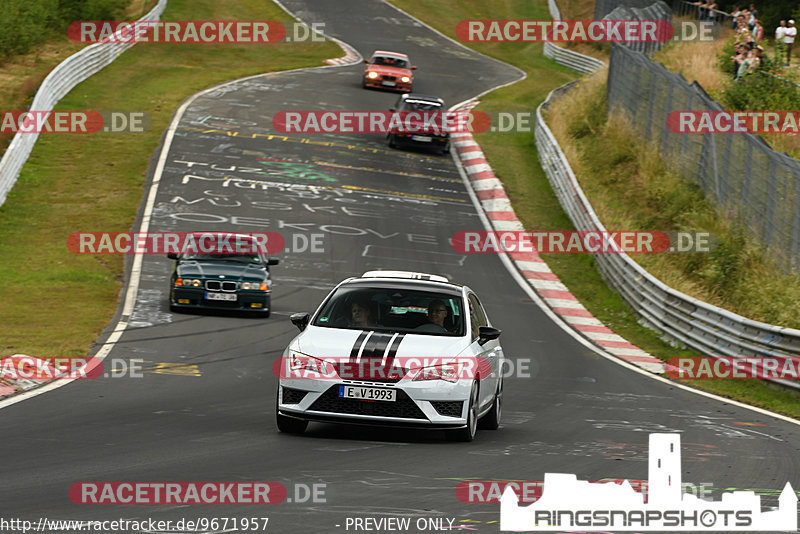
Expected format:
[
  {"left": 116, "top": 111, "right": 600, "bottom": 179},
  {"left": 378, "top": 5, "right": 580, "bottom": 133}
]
[
  {"left": 0, "top": 354, "right": 55, "bottom": 399},
  {"left": 324, "top": 40, "right": 361, "bottom": 66},
  {"left": 452, "top": 102, "right": 665, "bottom": 374}
]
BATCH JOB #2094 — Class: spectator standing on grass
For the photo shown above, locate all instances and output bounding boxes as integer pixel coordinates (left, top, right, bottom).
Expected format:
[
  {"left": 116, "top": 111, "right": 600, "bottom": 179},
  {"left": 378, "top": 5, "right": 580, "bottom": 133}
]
[
  {"left": 694, "top": 0, "right": 707, "bottom": 21},
  {"left": 732, "top": 43, "right": 748, "bottom": 77},
  {"left": 776, "top": 20, "right": 787, "bottom": 43},
  {"left": 735, "top": 47, "right": 751, "bottom": 78},
  {"left": 786, "top": 20, "right": 797, "bottom": 66},
  {"left": 748, "top": 4, "right": 758, "bottom": 30},
  {"left": 731, "top": 6, "right": 742, "bottom": 29},
  {"left": 736, "top": 17, "right": 755, "bottom": 48},
  {"left": 753, "top": 19, "right": 764, "bottom": 42},
  {"left": 735, "top": 14, "right": 748, "bottom": 36},
  {"left": 708, "top": 2, "right": 717, "bottom": 15},
  {"left": 740, "top": 7, "right": 750, "bottom": 27},
  {"left": 737, "top": 47, "right": 762, "bottom": 78},
  {"left": 706, "top": 1, "right": 717, "bottom": 22},
  {"left": 751, "top": 46, "right": 763, "bottom": 71}
]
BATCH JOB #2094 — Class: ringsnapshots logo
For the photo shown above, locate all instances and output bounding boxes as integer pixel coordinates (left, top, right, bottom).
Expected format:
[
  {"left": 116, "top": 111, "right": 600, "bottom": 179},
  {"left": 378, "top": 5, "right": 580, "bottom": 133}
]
[{"left": 500, "top": 433, "right": 797, "bottom": 531}]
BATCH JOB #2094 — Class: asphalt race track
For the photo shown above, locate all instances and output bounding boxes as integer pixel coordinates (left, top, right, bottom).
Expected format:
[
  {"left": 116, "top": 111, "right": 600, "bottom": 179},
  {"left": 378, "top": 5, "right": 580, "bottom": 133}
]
[{"left": 1, "top": 1, "right": 799, "bottom": 533}]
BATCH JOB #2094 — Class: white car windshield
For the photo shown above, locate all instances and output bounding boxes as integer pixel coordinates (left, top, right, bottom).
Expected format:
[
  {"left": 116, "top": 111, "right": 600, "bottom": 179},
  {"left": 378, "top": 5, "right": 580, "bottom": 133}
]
[{"left": 312, "top": 286, "right": 465, "bottom": 336}]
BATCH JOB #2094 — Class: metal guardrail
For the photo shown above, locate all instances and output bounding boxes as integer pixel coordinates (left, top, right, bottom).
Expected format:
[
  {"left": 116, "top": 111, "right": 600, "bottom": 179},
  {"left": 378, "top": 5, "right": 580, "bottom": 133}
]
[
  {"left": 534, "top": 85, "right": 800, "bottom": 389},
  {"left": 543, "top": 42, "right": 606, "bottom": 74},
  {"left": 0, "top": 0, "right": 169, "bottom": 207},
  {"left": 543, "top": 0, "right": 606, "bottom": 74},
  {"left": 534, "top": 0, "right": 800, "bottom": 388}
]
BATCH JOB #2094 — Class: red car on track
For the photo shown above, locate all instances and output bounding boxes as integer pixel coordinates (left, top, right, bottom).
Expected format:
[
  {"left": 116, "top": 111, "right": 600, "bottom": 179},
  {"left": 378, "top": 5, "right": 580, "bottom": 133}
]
[{"left": 362, "top": 50, "right": 416, "bottom": 92}]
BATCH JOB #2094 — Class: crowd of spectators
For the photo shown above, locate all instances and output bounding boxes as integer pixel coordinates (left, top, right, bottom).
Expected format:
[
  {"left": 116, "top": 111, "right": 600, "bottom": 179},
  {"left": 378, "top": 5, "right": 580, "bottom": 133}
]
[
  {"left": 728, "top": 5, "right": 765, "bottom": 77},
  {"left": 689, "top": 3, "right": 797, "bottom": 74},
  {"left": 721, "top": 5, "right": 796, "bottom": 75}
]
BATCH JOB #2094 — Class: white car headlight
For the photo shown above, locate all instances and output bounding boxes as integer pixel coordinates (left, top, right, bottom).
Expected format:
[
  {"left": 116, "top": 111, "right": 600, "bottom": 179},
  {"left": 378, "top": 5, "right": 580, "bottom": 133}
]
[
  {"left": 409, "top": 362, "right": 462, "bottom": 383},
  {"left": 287, "top": 352, "right": 336, "bottom": 378}
]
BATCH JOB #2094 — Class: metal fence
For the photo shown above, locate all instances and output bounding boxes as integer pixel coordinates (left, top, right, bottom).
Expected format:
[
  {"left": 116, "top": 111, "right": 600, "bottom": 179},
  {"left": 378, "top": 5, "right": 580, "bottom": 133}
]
[
  {"left": 530, "top": 1, "right": 800, "bottom": 388},
  {"left": 672, "top": 0, "right": 733, "bottom": 26},
  {"left": 607, "top": 43, "right": 800, "bottom": 272},
  {"left": 535, "top": 83, "right": 800, "bottom": 390},
  {"left": 603, "top": 2, "right": 672, "bottom": 56},
  {"left": 595, "top": 0, "right": 673, "bottom": 20},
  {"left": 0, "top": 0, "right": 168, "bottom": 207},
  {"left": 544, "top": 0, "right": 606, "bottom": 74}
]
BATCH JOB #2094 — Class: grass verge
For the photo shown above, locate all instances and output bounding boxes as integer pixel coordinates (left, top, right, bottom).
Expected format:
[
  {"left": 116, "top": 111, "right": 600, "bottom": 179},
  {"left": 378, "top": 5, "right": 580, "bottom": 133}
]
[
  {"left": 389, "top": 0, "right": 800, "bottom": 418},
  {"left": 0, "top": 0, "right": 159, "bottom": 156},
  {"left": 549, "top": 76, "right": 800, "bottom": 327},
  {"left": 0, "top": 0, "right": 339, "bottom": 359}
]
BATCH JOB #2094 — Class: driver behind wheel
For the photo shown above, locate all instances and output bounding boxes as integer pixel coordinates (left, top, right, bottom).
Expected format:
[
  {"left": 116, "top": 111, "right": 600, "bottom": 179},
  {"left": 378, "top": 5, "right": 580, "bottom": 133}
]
[{"left": 415, "top": 299, "right": 449, "bottom": 333}]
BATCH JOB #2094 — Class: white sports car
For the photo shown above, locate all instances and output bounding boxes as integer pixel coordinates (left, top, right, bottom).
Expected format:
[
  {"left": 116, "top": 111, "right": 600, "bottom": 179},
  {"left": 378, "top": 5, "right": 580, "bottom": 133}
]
[{"left": 276, "top": 271, "right": 504, "bottom": 441}]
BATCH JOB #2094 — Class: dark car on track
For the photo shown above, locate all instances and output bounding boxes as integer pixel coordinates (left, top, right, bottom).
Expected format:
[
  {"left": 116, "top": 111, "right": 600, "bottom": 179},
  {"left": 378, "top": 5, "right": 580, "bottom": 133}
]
[
  {"left": 168, "top": 232, "right": 279, "bottom": 317},
  {"left": 387, "top": 93, "right": 451, "bottom": 155}
]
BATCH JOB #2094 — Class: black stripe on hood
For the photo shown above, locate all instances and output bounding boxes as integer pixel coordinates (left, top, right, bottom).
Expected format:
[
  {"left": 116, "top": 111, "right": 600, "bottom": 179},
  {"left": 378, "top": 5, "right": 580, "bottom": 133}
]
[{"left": 350, "top": 331, "right": 369, "bottom": 359}]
